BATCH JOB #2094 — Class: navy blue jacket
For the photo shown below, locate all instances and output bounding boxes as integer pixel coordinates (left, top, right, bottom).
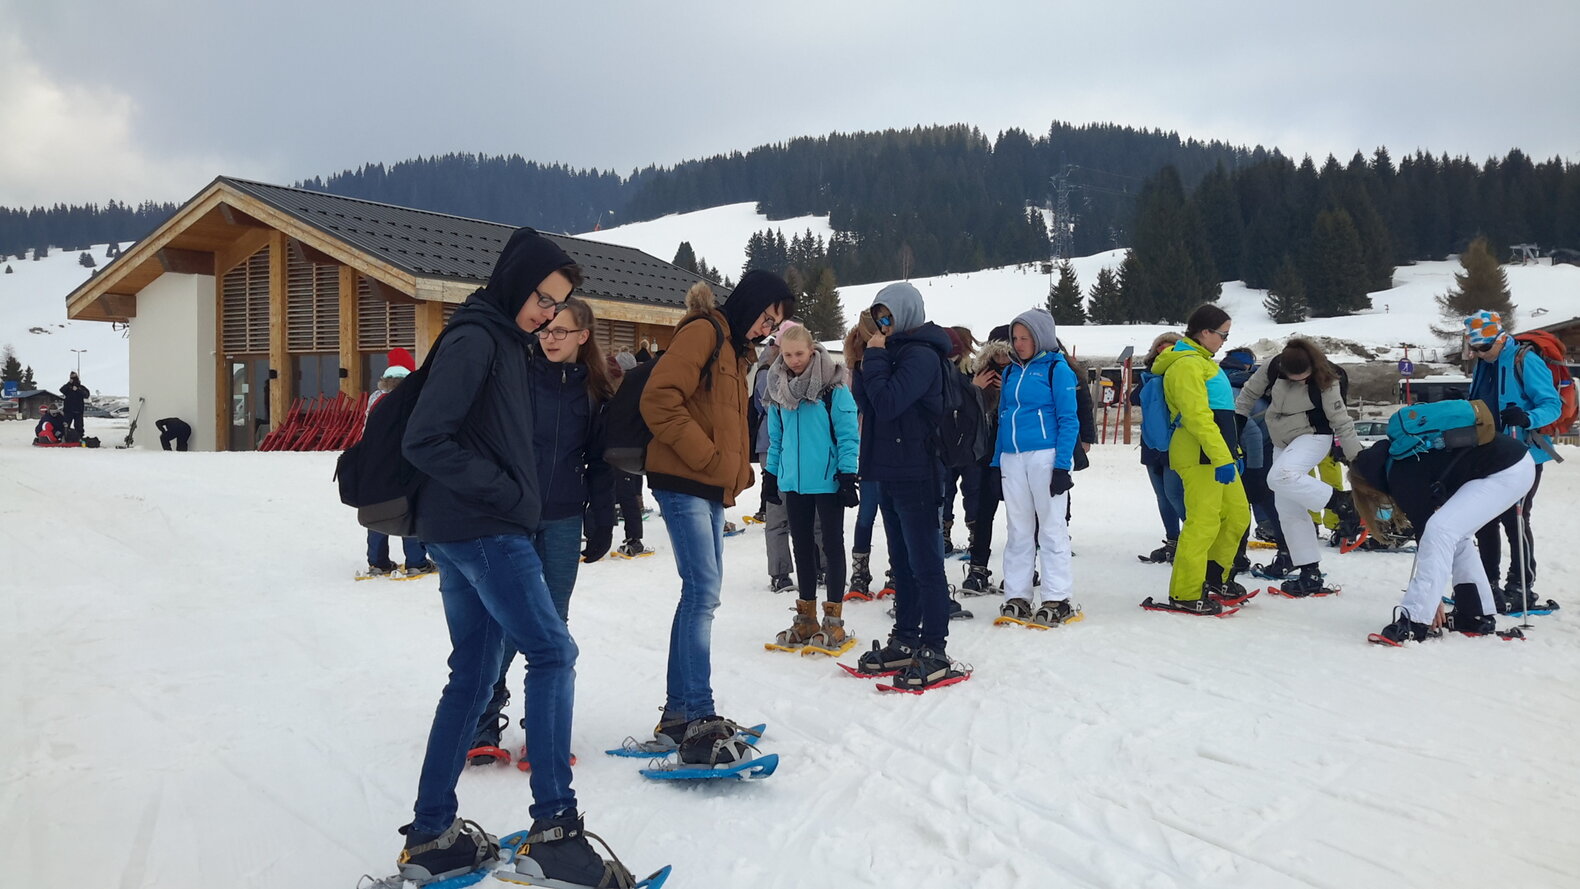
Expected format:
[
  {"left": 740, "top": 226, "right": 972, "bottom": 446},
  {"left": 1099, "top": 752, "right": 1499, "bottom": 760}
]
[
  {"left": 854, "top": 322, "right": 950, "bottom": 483},
  {"left": 530, "top": 357, "right": 615, "bottom": 529},
  {"left": 61, "top": 380, "right": 88, "bottom": 414},
  {"left": 403, "top": 298, "right": 543, "bottom": 544}
]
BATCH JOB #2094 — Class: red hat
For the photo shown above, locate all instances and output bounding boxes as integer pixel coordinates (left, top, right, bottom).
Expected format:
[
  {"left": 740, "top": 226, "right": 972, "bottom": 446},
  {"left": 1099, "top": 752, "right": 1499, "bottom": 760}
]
[{"left": 387, "top": 347, "right": 417, "bottom": 372}]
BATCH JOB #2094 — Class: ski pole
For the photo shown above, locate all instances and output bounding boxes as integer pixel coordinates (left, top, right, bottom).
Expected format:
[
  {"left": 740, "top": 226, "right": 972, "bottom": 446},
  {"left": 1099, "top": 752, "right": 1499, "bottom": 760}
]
[{"left": 1514, "top": 498, "right": 1533, "bottom": 631}]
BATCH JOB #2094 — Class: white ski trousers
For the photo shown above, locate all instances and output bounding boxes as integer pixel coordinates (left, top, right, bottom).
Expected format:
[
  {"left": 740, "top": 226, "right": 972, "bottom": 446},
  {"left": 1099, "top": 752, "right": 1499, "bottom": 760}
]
[
  {"left": 1268, "top": 433, "right": 1337, "bottom": 567},
  {"left": 999, "top": 448, "right": 1072, "bottom": 603},
  {"left": 1400, "top": 455, "right": 1535, "bottom": 623}
]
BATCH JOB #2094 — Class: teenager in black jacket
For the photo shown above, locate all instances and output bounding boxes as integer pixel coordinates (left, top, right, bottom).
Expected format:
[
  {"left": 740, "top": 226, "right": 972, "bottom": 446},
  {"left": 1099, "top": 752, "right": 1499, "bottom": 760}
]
[{"left": 1348, "top": 409, "right": 1535, "bottom": 645}]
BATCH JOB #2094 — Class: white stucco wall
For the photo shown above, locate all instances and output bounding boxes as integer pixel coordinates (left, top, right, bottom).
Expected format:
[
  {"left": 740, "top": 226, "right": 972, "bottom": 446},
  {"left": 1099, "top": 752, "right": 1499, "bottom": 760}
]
[{"left": 128, "top": 273, "right": 216, "bottom": 450}]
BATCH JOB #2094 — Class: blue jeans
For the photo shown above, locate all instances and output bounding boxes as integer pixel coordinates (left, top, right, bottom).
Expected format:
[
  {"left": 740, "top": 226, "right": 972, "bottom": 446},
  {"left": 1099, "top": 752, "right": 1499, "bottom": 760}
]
[
  {"left": 414, "top": 535, "right": 578, "bottom": 831},
  {"left": 853, "top": 479, "right": 882, "bottom": 553},
  {"left": 367, "top": 529, "right": 428, "bottom": 569},
  {"left": 653, "top": 490, "right": 725, "bottom": 720},
  {"left": 879, "top": 481, "right": 951, "bottom": 649},
  {"left": 477, "top": 516, "right": 583, "bottom": 741},
  {"left": 1146, "top": 464, "right": 1186, "bottom": 539}
]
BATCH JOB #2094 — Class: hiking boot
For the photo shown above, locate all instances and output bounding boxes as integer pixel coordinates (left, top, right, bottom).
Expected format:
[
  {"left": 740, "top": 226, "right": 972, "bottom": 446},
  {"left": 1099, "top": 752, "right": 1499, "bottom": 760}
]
[
  {"left": 773, "top": 599, "right": 820, "bottom": 647},
  {"left": 511, "top": 809, "right": 635, "bottom": 889},
  {"left": 1254, "top": 550, "right": 1295, "bottom": 579},
  {"left": 651, "top": 710, "right": 688, "bottom": 750},
  {"left": 467, "top": 713, "right": 510, "bottom": 765},
  {"left": 401, "top": 561, "right": 437, "bottom": 577},
  {"left": 1232, "top": 553, "right": 1251, "bottom": 575},
  {"left": 893, "top": 646, "right": 963, "bottom": 690},
  {"left": 849, "top": 551, "right": 872, "bottom": 596},
  {"left": 999, "top": 597, "right": 1033, "bottom": 621},
  {"left": 961, "top": 564, "right": 994, "bottom": 594},
  {"left": 614, "top": 538, "right": 654, "bottom": 558},
  {"left": 367, "top": 561, "right": 398, "bottom": 576},
  {"left": 811, "top": 601, "right": 849, "bottom": 649},
  {"left": 855, "top": 636, "right": 915, "bottom": 674},
  {"left": 768, "top": 574, "right": 795, "bottom": 594},
  {"left": 677, "top": 716, "right": 754, "bottom": 766},
  {"left": 1140, "top": 538, "right": 1177, "bottom": 563},
  {"left": 1254, "top": 521, "right": 1279, "bottom": 543},
  {"left": 1374, "top": 607, "right": 1437, "bottom": 644},
  {"left": 948, "top": 596, "right": 973, "bottom": 620},
  {"left": 1031, "top": 598, "right": 1077, "bottom": 627},
  {"left": 1450, "top": 611, "right": 1497, "bottom": 634},
  {"left": 397, "top": 818, "right": 499, "bottom": 884},
  {"left": 816, "top": 570, "right": 826, "bottom": 588},
  {"left": 1501, "top": 583, "right": 1556, "bottom": 614},
  {"left": 1326, "top": 490, "right": 1359, "bottom": 528},
  {"left": 1167, "top": 596, "right": 1226, "bottom": 616},
  {"left": 1279, "top": 565, "right": 1332, "bottom": 597}
]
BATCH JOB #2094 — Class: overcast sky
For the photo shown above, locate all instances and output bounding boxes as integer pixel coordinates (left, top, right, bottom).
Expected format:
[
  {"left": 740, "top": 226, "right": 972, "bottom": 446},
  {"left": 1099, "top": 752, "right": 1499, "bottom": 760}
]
[{"left": 2, "top": 0, "right": 1576, "bottom": 208}]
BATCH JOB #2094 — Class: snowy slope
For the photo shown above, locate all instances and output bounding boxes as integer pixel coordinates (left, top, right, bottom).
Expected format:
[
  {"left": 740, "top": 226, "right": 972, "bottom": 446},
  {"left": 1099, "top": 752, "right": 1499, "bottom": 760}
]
[
  {"left": 840, "top": 256, "right": 1580, "bottom": 364},
  {"left": 3, "top": 418, "right": 1578, "bottom": 889},
  {"left": 0, "top": 245, "right": 132, "bottom": 396},
  {"left": 575, "top": 202, "right": 834, "bottom": 282}
]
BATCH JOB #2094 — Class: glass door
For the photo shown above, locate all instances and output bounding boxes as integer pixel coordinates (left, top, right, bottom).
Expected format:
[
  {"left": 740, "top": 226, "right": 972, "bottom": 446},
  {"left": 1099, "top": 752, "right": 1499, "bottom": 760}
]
[{"left": 228, "top": 358, "right": 271, "bottom": 450}]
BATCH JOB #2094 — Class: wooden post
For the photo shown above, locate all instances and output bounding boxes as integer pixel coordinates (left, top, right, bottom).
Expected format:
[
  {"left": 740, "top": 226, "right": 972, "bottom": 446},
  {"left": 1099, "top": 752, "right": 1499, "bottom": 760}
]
[
  {"left": 268, "top": 231, "right": 290, "bottom": 429},
  {"left": 415, "top": 300, "right": 446, "bottom": 363},
  {"left": 339, "top": 266, "right": 361, "bottom": 397},
  {"left": 1120, "top": 356, "right": 1134, "bottom": 445},
  {"left": 214, "top": 259, "right": 229, "bottom": 451}
]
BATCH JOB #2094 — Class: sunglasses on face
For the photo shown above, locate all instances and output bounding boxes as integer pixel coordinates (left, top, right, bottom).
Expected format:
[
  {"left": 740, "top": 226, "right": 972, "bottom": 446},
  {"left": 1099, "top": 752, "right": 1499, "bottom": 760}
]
[
  {"left": 1472, "top": 342, "right": 1496, "bottom": 354},
  {"left": 1209, "top": 327, "right": 1231, "bottom": 339}
]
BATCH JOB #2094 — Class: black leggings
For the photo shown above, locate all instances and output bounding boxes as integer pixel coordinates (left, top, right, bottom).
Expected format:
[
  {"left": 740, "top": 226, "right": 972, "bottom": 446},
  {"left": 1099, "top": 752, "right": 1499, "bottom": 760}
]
[
  {"left": 968, "top": 465, "right": 1002, "bottom": 567},
  {"left": 615, "top": 471, "right": 644, "bottom": 541},
  {"left": 1477, "top": 463, "right": 1542, "bottom": 589},
  {"left": 785, "top": 491, "right": 845, "bottom": 602}
]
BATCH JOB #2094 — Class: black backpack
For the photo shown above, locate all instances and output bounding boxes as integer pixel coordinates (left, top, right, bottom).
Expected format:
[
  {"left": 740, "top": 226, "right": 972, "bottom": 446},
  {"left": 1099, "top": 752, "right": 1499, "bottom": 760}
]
[
  {"left": 935, "top": 354, "right": 989, "bottom": 469},
  {"left": 334, "top": 324, "right": 465, "bottom": 535},
  {"left": 603, "top": 315, "right": 724, "bottom": 475}
]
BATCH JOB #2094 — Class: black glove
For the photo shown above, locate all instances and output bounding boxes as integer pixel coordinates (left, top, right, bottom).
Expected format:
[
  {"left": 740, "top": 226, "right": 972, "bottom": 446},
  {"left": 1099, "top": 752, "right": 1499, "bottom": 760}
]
[
  {"left": 580, "top": 523, "right": 613, "bottom": 563},
  {"left": 836, "top": 472, "right": 859, "bottom": 509},
  {"left": 762, "top": 472, "right": 781, "bottom": 505},
  {"left": 1500, "top": 405, "right": 1531, "bottom": 429},
  {"left": 1049, "top": 469, "right": 1073, "bottom": 496},
  {"left": 1234, "top": 412, "right": 1248, "bottom": 437}
]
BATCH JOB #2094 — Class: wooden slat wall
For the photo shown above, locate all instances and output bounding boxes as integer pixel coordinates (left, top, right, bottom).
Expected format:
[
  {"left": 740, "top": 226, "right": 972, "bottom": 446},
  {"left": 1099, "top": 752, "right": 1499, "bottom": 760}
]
[
  {"left": 356, "top": 276, "right": 417, "bottom": 352},
  {"left": 286, "top": 244, "right": 340, "bottom": 352},
  {"left": 220, "top": 246, "right": 270, "bottom": 354}
]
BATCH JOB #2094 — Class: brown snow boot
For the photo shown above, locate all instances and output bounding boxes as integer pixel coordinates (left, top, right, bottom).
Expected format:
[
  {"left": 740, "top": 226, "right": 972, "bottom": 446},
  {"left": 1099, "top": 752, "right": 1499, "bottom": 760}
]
[
  {"left": 814, "top": 600, "right": 849, "bottom": 648},
  {"left": 773, "top": 598, "right": 820, "bottom": 647}
]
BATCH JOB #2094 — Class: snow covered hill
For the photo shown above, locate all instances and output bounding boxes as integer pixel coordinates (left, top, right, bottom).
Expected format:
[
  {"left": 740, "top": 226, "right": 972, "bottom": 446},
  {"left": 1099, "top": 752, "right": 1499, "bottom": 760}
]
[
  {"left": 0, "top": 244, "right": 132, "bottom": 396},
  {"left": 575, "top": 202, "right": 835, "bottom": 279},
  {"left": 3, "top": 418, "right": 1577, "bottom": 889}
]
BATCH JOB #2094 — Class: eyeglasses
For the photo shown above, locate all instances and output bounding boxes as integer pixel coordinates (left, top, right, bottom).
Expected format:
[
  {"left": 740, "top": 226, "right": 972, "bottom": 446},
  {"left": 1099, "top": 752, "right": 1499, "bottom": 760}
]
[
  {"left": 536, "top": 327, "right": 585, "bottom": 341},
  {"left": 1208, "top": 327, "right": 1231, "bottom": 339},
  {"left": 533, "top": 289, "right": 566, "bottom": 309},
  {"left": 1472, "top": 342, "right": 1496, "bottom": 354}
]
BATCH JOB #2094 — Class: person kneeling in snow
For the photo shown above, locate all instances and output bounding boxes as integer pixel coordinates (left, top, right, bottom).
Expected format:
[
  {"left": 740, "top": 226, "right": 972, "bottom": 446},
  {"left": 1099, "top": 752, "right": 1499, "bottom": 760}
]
[{"left": 1347, "top": 402, "right": 1535, "bottom": 645}]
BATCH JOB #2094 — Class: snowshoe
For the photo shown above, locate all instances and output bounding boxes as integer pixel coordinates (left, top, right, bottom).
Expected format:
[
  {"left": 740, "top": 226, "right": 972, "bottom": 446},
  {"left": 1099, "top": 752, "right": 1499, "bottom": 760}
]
[
  {"left": 611, "top": 539, "right": 654, "bottom": 559},
  {"left": 606, "top": 724, "right": 766, "bottom": 759},
  {"left": 959, "top": 564, "right": 995, "bottom": 596},
  {"left": 1250, "top": 550, "right": 1296, "bottom": 581},
  {"left": 848, "top": 637, "right": 915, "bottom": 677},
  {"left": 468, "top": 714, "right": 512, "bottom": 766},
  {"left": 875, "top": 570, "right": 896, "bottom": 600},
  {"left": 1139, "top": 595, "right": 1238, "bottom": 617},
  {"left": 767, "top": 574, "right": 795, "bottom": 595},
  {"left": 743, "top": 506, "right": 767, "bottom": 525},
  {"left": 1367, "top": 607, "right": 1440, "bottom": 646},
  {"left": 879, "top": 646, "right": 970, "bottom": 694},
  {"left": 1272, "top": 566, "right": 1338, "bottom": 599},
  {"left": 1501, "top": 585, "right": 1559, "bottom": 616},
  {"left": 1208, "top": 580, "right": 1258, "bottom": 607},
  {"left": 764, "top": 599, "right": 820, "bottom": 652},
  {"left": 1137, "top": 538, "right": 1177, "bottom": 564},
  {"left": 358, "top": 562, "right": 400, "bottom": 580},
  {"left": 993, "top": 597, "right": 1035, "bottom": 628},
  {"left": 948, "top": 597, "right": 974, "bottom": 620},
  {"left": 395, "top": 818, "right": 500, "bottom": 886},
  {"left": 676, "top": 716, "right": 758, "bottom": 767},
  {"left": 722, "top": 521, "right": 744, "bottom": 538},
  {"left": 1030, "top": 598, "right": 1083, "bottom": 628}
]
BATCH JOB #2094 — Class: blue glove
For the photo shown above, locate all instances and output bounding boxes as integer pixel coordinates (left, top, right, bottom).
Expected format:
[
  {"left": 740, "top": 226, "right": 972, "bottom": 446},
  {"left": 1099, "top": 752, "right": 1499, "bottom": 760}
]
[{"left": 1213, "top": 463, "right": 1237, "bottom": 485}]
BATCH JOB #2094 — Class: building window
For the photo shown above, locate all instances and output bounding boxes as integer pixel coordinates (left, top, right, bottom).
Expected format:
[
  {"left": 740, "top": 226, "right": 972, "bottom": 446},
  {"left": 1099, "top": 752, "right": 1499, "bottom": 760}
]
[{"left": 296, "top": 354, "right": 341, "bottom": 400}]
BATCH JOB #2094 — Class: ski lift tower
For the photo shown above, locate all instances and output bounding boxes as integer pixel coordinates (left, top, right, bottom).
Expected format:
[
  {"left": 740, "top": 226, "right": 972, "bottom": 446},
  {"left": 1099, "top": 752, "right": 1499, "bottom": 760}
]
[{"left": 1049, "top": 165, "right": 1075, "bottom": 262}]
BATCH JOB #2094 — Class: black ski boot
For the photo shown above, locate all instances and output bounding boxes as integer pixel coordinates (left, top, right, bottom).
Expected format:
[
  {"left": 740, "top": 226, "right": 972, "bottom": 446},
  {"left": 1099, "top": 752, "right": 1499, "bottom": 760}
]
[
  {"left": 677, "top": 716, "right": 755, "bottom": 766},
  {"left": 1279, "top": 565, "right": 1335, "bottom": 598},
  {"left": 1252, "top": 549, "right": 1296, "bottom": 580},
  {"left": 1371, "top": 606, "right": 1438, "bottom": 646},
  {"left": 767, "top": 574, "right": 795, "bottom": 594},
  {"left": 1205, "top": 560, "right": 1254, "bottom": 606},
  {"left": 511, "top": 809, "right": 637, "bottom": 889},
  {"left": 893, "top": 645, "right": 965, "bottom": 691},
  {"left": 1502, "top": 582, "right": 1558, "bottom": 615},
  {"left": 397, "top": 818, "right": 499, "bottom": 884},
  {"left": 1254, "top": 521, "right": 1279, "bottom": 543},
  {"left": 855, "top": 636, "right": 915, "bottom": 675},
  {"left": 1449, "top": 583, "right": 1496, "bottom": 634},
  {"left": 1138, "top": 538, "right": 1177, "bottom": 563},
  {"left": 960, "top": 564, "right": 994, "bottom": 595}
]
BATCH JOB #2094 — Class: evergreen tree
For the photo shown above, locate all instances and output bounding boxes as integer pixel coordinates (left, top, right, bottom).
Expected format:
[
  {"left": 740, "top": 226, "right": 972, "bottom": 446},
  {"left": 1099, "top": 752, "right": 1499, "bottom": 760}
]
[
  {"left": 1, "top": 347, "right": 20, "bottom": 384},
  {"left": 4, "top": 265, "right": 11, "bottom": 274},
  {"left": 1118, "top": 251, "right": 1148, "bottom": 323},
  {"left": 672, "top": 241, "right": 698, "bottom": 274},
  {"left": 1303, "top": 208, "right": 1368, "bottom": 316},
  {"left": 1194, "top": 164, "right": 1244, "bottom": 282},
  {"left": 79, "top": 251, "right": 96, "bottom": 268},
  {"left": 1130, "top": 167, "right": 1218, "bottom": 322},
  {"left": 1434, "top": 236, "right": 1515, "bottom": 334},
  {"left": 800, "top": 267, "right": 847, "bottom": 341},
  {"left": 1263, "top": 255, "right": 1308, "bottom": 323},
  {"left": 34, "top": 245, "right": 48, "bottom": 259},
  {"left": 20, "top": 365, "right": 35, "bottom": 389},
  {"left": 1046, "top": 260, "right": 1086, "bottom": 324},
  {"left": 1086, "top": 265, "right": 1126, "bottom": 324}
]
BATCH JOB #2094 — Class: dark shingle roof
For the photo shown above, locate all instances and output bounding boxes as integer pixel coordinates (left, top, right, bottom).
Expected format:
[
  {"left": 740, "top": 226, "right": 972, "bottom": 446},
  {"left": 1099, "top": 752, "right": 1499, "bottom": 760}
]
[{"left": 219, "top": 177, "right": 725, "bottom": 308}]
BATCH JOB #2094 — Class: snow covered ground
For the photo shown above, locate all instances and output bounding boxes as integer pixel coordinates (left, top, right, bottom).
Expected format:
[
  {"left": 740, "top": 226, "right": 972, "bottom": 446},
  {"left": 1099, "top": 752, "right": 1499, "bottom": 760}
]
[
  {"left": 576, "top": 203, "right": 835, "bottom": 280},
  {"left": 0, "top": 244, "right": 133, "bottom": 397},
  {"left": 4, "top": 418, "right": 1578, "bottom": 889}
]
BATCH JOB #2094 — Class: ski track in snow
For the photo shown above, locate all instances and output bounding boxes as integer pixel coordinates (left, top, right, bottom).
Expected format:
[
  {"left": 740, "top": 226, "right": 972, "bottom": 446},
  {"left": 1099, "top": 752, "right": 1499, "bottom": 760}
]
[{"left": 2, "top": 418, "right": 1578, "bottom": 889}]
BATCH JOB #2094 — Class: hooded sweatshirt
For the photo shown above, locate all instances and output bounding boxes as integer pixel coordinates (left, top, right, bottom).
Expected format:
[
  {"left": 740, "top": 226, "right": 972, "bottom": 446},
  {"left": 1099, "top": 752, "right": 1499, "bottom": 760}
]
[
  {"left": 1152, "top": 336, "right": 1240, "bottom": 471},
  {"left": 853, "top": 282, "right": 951, "bottom": 482},
  {"left": 402, "top": 228, "right": 576, "bottom": 542},
  {"left": 993, "top": 309, "right": 1080, "bottom": 469}
]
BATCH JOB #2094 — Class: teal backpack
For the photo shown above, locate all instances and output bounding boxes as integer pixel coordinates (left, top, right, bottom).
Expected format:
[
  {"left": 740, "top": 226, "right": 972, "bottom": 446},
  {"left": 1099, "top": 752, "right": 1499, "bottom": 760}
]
[{"left": 1386, "top": 400, "right": 1496, "bottom": 460}]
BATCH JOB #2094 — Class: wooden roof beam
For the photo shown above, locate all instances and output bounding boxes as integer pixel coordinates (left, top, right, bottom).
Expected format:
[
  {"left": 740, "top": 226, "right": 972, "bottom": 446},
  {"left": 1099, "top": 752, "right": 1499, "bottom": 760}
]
[
  {"left": 158, "top": 247, "right": 215, "bottom": 276},
  {"left": 289, "top": 238, "right": 339, "bottom": 267},
  {"left": 220, "top": 204, "right": 269, "bottom": 228},
  {"left": 364, "top": 276, "right": 418, "bottom": 305}
]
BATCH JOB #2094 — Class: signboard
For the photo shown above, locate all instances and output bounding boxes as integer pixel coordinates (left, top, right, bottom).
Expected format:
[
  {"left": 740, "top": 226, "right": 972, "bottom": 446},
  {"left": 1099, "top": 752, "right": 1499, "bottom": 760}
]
[
  {"left": 1397, "top": 359, "right": 1414, "bottom": 377},
  {"left": 1, "top": 381, "right": 15, "bottom": 398}
]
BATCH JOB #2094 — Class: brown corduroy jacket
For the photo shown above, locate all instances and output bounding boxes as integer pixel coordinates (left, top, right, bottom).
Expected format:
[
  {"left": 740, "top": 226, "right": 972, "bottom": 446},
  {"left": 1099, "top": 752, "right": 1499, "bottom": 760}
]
[{"left": 640, "top": 284, "right": 754, "bottom": 506}]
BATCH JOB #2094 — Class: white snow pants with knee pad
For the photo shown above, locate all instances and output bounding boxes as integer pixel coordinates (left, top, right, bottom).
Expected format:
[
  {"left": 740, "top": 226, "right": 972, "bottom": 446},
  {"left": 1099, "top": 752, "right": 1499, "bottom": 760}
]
[
  {"left": 999, "top": 448, "right": 1072, "bottom": 603},
  {"left": 1400, "top": 455, "right": 1536, "bottom": 624},
  {"left": 1269, "top": 433, "right": 1337, "bottom": 567}
]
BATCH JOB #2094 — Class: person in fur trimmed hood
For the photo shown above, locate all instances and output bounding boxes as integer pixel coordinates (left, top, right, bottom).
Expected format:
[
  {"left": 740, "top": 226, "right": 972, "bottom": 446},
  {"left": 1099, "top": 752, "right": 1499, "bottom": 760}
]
[{"left": 762, "top": 323, "right": 860, "bottom": 654}]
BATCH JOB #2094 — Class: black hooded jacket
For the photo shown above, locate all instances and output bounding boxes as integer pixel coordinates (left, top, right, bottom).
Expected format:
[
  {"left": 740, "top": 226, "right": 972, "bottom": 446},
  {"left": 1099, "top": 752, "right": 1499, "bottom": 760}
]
[
  {"left": 402, "top": 228, "right": 575, "bottom": 543},
  {"left": 1352, "top": 435, "right": 1527, "bottom": 538}
]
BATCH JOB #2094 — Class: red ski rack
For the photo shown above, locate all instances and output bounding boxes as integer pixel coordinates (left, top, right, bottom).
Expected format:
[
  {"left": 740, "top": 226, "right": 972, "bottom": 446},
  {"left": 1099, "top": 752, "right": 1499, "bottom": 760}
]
[{"left": 259, "top": 393, "right": 370, "bottom": 451}]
